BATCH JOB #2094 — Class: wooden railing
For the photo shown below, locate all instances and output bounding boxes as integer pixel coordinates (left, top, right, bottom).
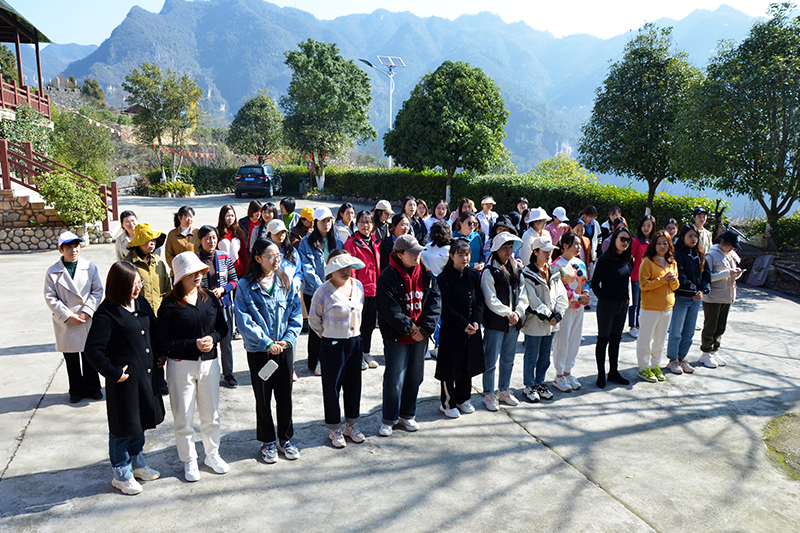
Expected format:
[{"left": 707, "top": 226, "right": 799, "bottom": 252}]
[
  {"left": 0, "top": 139, "right": 118, "bottom": 231},
  {"left": 0, "top": 79, "right": 51, "bottom": 120}
]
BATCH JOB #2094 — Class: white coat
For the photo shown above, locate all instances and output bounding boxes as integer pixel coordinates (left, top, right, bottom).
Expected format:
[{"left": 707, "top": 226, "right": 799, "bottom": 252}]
[{"left": 44, "top": 258, "right": 104, "bottom": 353}]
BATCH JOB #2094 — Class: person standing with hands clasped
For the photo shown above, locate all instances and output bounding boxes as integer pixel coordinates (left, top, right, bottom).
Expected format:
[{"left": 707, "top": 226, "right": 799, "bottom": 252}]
[
  {"left": 235, "top": 239, "right": 303, "bottom": 463},
  {"left": 435, "top": 239, "right": 484, "bottom": 418},
  {"left": 636, "top": 231, "right": 680, "bottom": 383},
  {"left": 377, "top": 235, "right": 441, "bottom": 436},
  {"left": 699, "top": 231, "right": 744, "bottom": 368},
  {"left": 309, "top": 250, "right": 367, "bottom": 447},
  {"left": 157, "top": 252, "right": 229, "bottom": 482},
  {"left": 44, "top": 231, "right": 104, "bottom": 404}
]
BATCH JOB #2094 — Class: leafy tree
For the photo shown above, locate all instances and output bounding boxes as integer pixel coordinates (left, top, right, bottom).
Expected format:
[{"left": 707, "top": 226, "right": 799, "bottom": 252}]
[
  {"left": 81, "top": 77, "right": 106, "bottom": 103},
  {"left": 383, "top": 60, "right": 510, "bottom": 203},
  {"left": 52, "top": 107, "right": 114, "bottom": 180},
  {"left": 35, "top": 170, "right": 107, "bottom": 226},
  {"left": 68, "top": 75, "right": 78, "bottom": 89},
  {"left": 578, "top": 24, "right": 702, "bottom": 210},
  {"left": 280, "top": 39, "right": 376, "bottom": 190},
  {"left": 228, "top": 90, "right": 283, "bottom": 163},
  {"left": 0, "top": 44, "right": 18, "bottom": 85},
  {"left": 122, "top": 62, "right": 203, "bottom": 181},
  {"left": 676, "top": 3, "right": 800, "bottom": 240},
  {"left": 0, "top": 103, "right": 52, "bottom": 155}
]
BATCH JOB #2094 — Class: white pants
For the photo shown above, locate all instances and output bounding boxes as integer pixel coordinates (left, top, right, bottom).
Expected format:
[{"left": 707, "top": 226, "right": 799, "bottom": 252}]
[
  {"left": 637, "top": 309, "right": 673, "bottom": 370},
  {"left": 552, "top": 306, "right": 584, "bottom": 375},
  {"left": 167, "top": 358, "right": 221, "bottom": 463}
]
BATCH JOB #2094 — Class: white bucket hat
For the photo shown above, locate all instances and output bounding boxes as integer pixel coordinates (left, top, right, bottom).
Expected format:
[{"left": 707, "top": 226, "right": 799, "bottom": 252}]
[
  {"left": 552, "top": 206, "right": 570, "bottom": 222},
  {"left": 491, "top": 232, "right": 523, "bottom": 253},
  {"left": 266, "top": 219, "right": 287, "bottom": 235},
  {"left": 172, "top": 251, "right": 209, "bottom": 283},
  {"left": 314, "top": 207, "right": 333, "bottom": 220},
  {"left": 325, "top": 253, "right": 366, "bottom": 277},
  {"left": 524, "top": 207, "right": 551, "bottom": 224}
]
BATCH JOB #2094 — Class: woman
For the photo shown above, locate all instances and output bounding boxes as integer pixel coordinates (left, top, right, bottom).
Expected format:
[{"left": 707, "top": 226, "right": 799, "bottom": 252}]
[
  {"left": 629, "top": 215, "right": 656, "bottom": 339},
  {"left": 379, "top": 213, "right": 411, "bottom": 272},
  {"left": 376, "top": 235, "right": 441, "bottom": 436},
  {"left": 403, "top": 195, "right": 428, "bottom": 245},
  {"left": 481, "top": 233, "right": 528, "bottom": 411},
  {"left": 663, "top": 219, "right": 679, "bottom": 245},
  {"left": 600, "top": 206, "right": 622, "bottom": 244},
  {"left": 217, "top": 204, "right": 248, "bottom": 278},
  {"left": 290, "top": 207, "right": 315, "bottom": 250},
  {"left": 280, "top": 197, "right": 300, "bottom": 229},
  {"left": 197, "top": 226, "right": 239, "bottom": 389},
  {"left": 164, "top": 206, "right": 198, "bottom": 274},
  {"left": 157, "top": 251, "right": 229, "bottom": 482},
  {"left": 115, "top": 210, "right": 138, "bottom": 261},
  {"left": 449, "top": 198, "right": 476, "bottom": 227},
  {"left": 235, "top": 239, "right": 302, "bottom": 463},
  {"left": 249, "top": 202, "right": 281, "bottom": 251},
  {"left": 435, "top": 239, "right": 484, "bottom": 418},
  {"left": 424, "top": 200, "right": 449, "bottom": 235},
  {"left": 699, "top": 231, "right": 744, "bottom": 368},
  {"left": 453, "top": 211, "right": 484, "bottom": 270},
  {"left": 267, "top": 219, "right": 302, "bottom": 285},
  {"left": 372, "top": 200, "right": 394, "bottom": 241},
  {"left": 298, "top": 207, "right": 344, "bottom": 375},
  {"left": 508, "top": 197, "right": 529, "bottom": 236},
  {"left": 416, "top": 199, "right": 430, "bottom": 225},
  {"left": 483, "top": 215, "right": 518, "bottom": 263},
  {"left": 592, "top": 227, "right": 634, "bottom": 388},
  {"left": 520, "top": 207, "right": 552, "bottom": 266},
  {"left": 579, "top": 205, "right": 601, "bottom": 262},
  {"left": 545, "top": 207, "right": 570, "bottom": 244},
  {"left": 570, "top": 219, "right": 594, "bottom": 278},
  {"left": 44, "top": 231, "right": 104, "bottom": 403},
  {"left": 636, "top": 230, "right": 680, "bottom": 383},
  {"left": 666, "top": 224, "right": 711, "bottom": 374},
  {"left": 344, "top": 210, "right": 382, "bottom": 370},
  {"left": 420, "top": 220, "right": 452, "bottom": 278},
  {"left": 520, "top": 238, "right": 568, "bottom": 403},
  {"left": 551, "top": 232, "right": 591, "bottom": 393},
  {"left": 309, "top": 250, "right": 367, "bottom": 447},
  {"left": 123, "top": 223, "right": 170, "bottom": 316},
  {"left": 476, "top": 196, "right": 499, "bottom": 238},
  {"left": 333, "top": 202, "right": 356, "bottom": 244},
  {"left": 84, "top": 262, "right": 165, "bottom": 495},
  {"left": 239, "top": 200, "right": 263, "bottom": 245},
  {"left": 601, "top": 217, "right": 628, "bottom": 254}
]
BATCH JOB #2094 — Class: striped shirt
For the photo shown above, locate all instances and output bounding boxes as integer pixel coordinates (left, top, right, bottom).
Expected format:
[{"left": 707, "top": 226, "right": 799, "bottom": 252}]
[{"left": 308, "top": 279, "right": 364, "bottom": 340}]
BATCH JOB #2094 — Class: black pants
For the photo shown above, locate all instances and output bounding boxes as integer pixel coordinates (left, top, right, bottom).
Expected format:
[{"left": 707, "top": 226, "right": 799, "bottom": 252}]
[
  {"left": 701, "top": 302, "right": 731, "bottom": 353},
  {"left": 247, "top": 349, "right": 293, "bottom": 443},
  {"left": 360, "top": 296, "right": 378, "bottom": 355},
  {"left": 596, "top": 299, "right": 628, "bottom": 372},
  {"left": 319, "top": 336, "right": 363, "bottom": 429},
  {"left": 303, "top": 292, "right": 321, "bottom": 371},
  {"left": 440, "top": 378, "right": 472, "bottom": 409},
  {"left": 64, "top": 352, "right": 101, "bottom": 398}
]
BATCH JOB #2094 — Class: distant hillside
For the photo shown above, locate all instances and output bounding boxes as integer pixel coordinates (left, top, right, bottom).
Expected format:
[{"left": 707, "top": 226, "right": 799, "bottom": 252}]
[
  {"left": 20, "top": 43, "right": 97, "bottom": 87},
  {"left": 61, "top": 0, "right": 757, "bottom": 171}
]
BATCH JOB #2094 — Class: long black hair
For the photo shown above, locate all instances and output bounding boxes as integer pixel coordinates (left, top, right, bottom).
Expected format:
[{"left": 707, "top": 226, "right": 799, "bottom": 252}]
[
  {"left": 600, "top": 226, "right": 633, "bottom": 264},
  {"left": 490, "top": 246, "right": 521, "bottom": 290},
  {"left": 675, "top": 223, "right": 705, "bottom": 271},
  {"left": 308, "top": 215, "right": 338, "bottom": 252},
  {"left": 173, "top": 206, "right": 195, "bottom": 228},
  {"left": 248, "top": 238, "right": 290, "bottom": 292},
  {"left": 635, "top": 214, "right": 657, "bottom": 242},
  {"left": 268, "top": 224, "right": 296, "bottom": 264}
]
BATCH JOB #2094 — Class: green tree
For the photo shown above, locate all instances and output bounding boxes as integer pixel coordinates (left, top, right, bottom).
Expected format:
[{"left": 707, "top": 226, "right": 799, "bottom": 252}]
[
  {"left": 52, "top": 107, "right": 114, "bottom": 180},
  {"left": 677, "top": 3, "right": 800, "bottom": 240},
  {"left": 122, "top": 62, "right": 203, "bottom": 181},
  {"left": 0, "top": 103, "right": 52, "bottom": 155},
  {"left": 280, "top": 39, "right": 376, "bottom": 190},
  {"left": 227, "top": 90, "right": 283, "bottom": 163},
  {"left": 578, "top": 24, "right": 702, "bottom": 210},
  {"left": 81, "top": 77, "right": 106, "bottom": 103},
  {"left": 383, "top": 60, "right": 510, "bottom": 203},
  {"left": 68, "top": 75, "right": 77, "bottom": 89},
  {"left": 0, "top": 44, "right": 18, "bottom": 85}
]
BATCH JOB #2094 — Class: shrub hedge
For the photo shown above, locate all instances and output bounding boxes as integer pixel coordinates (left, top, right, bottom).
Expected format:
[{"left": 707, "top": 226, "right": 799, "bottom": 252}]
[
  {"left": 741, "top": 212, "right": 800, "bottom": 250},
  {"left": 146, "top": 166, "right": 304, "bottom": 196}
]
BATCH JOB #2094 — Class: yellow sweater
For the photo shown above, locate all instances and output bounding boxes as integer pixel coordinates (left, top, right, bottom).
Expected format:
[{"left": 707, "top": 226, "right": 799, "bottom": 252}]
[{"left": 639, "top": 256, "right": 680, "bottom": 311}]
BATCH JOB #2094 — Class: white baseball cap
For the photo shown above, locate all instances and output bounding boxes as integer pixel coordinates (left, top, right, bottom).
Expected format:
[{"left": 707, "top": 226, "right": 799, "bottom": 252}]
[
  {"left": 266, "top": 219, "right": 287, "bottom": 235},
  {"left": 314, "top": 207, "right": 333, "bottom": 220},
  {"left": 58, "top": 230, "right": 83, "bottom": 247},
  {"left": 552, "top": 206, "right": 570, "bottom": 222},
  {"left": 530, "top": 237, "right": 557, "bottom": 252}
]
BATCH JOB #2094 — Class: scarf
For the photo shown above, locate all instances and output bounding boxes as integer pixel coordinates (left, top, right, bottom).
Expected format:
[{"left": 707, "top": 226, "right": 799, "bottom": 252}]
[{"left": 389, "top": 254, "right": 424, "bottom": 344}]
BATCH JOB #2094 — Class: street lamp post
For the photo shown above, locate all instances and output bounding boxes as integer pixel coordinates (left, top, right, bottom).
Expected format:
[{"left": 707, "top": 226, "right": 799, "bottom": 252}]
[{"left": 359, "top": 56, "right": 405, "bottom": 169}]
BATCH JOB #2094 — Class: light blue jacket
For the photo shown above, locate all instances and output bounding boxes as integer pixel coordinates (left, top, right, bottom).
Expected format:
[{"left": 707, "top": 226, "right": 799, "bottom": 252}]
[
  {"left": 297, "top": 234, "right": 343, "bottom": 296},
  {"left": 234, "top": 273, "right": 302, "bottom": 353}
]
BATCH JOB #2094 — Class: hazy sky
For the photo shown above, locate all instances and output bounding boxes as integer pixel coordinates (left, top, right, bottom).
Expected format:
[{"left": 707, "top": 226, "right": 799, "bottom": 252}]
[{"left": 23, "top": 0, "right": 773, "bottom": 46}]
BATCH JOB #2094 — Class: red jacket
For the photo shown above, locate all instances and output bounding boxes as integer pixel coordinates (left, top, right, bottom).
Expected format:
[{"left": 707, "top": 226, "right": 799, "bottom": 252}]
[{"left": 344, "top": 232, "right": 381, "bottom": 297}]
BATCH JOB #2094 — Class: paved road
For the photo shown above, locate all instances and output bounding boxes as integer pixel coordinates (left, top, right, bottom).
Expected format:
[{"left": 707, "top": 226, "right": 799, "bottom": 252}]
[{"left": 1, "top": 193, "right": 799, "bottom": 532}]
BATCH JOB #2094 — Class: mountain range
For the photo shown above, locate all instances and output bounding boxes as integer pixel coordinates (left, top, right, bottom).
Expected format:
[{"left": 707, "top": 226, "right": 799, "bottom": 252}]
[{"left": 47, "top": 0, "right": 758, "bottom": 170}]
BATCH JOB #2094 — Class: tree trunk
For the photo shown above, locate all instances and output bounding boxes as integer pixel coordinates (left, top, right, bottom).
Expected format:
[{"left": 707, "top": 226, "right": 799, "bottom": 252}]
[
  {"left": 170, "top": 152, "right": 176, "bottom": 182},
  {"left": 645, "top": 179, "right": 658, "bottom": 215},
  {"left": 316, "top": 153, "right": 326, "bottom": 191},
  {"left": 445, "top": 168, "right": 455, "bottom": 204}
]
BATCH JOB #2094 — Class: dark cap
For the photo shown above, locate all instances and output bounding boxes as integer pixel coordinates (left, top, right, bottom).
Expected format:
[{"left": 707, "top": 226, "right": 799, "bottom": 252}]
[
  {"left": 393, "top": 234, "right": 425, "bottom": 254},
  {"left": 693, "top": 206, "right": 708, "bottom": 217},
  {"left": 719, "top": 230, "right": 742, "bottom": 250}
]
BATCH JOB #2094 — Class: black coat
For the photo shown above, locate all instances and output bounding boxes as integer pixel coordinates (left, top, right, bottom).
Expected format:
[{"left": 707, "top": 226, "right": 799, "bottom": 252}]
[
  {"left": 435, "top": 263, "right": 485, "bottom": 381},
  {"left": 379, "top": 235, "right": 395, "bottom": 273},
  {"left": 84, "top": 296, "right": 165, "bottom": 437},
  {"left": 157, "top": 291, "right": 228, "bottom": 361},
  {"left": 674, "top": 248, "right": 712, "bottom": 297},
  {"left": 376, "top": 260, "right": 441, "bottom": 343}
]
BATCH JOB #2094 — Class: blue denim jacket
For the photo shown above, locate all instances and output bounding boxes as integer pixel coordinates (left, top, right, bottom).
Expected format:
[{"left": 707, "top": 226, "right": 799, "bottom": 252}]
[
  {"left": 297, "top": 235, "right": 343, "bottom": 296},
  {"left": 234, "top": 273, "right": 302, "bottom": 353}
]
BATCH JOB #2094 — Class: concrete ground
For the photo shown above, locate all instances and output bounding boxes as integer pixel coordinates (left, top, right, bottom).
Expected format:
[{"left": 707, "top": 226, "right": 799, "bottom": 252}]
[{"left": 1, "top": 193, "right": 800, "bottom": 532}]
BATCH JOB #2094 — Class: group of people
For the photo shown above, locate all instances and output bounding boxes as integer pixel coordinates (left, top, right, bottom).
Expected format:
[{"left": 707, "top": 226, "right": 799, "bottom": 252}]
[{"left": 43, "top": 193, "right": 743, "bottom": 496}]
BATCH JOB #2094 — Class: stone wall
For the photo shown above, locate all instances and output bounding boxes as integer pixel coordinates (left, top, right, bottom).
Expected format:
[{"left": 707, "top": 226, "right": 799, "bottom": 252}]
[
  {"left": 0, "top": 225, "right": 113, "bottom": 252},
  {"left": 0, "top": 189, "right": 65, "bottom": 228}
]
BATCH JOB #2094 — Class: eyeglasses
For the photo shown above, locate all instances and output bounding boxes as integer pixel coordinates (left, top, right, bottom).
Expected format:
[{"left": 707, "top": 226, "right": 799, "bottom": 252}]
[
  {"left": 619, "top": 237, "right": 632, "bottom": 244},
  {"left": 264, "top": 253, "right": 282, "bottom": 262},
  {"left": 135, "top": 279, "right": 146, "bottom": 289}
]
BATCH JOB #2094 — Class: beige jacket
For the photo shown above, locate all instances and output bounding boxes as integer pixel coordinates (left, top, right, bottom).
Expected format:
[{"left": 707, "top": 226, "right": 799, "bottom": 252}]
[
  {"left": 702, "top": 245, "right": 741, "bottom": 304},
  {"left": 44, "top": 258, "right": 104, "bottom": 352}
]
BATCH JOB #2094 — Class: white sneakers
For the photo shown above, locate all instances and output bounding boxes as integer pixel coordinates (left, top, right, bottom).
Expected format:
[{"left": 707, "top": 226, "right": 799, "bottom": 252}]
[
  {"left": 566, "top": 375, "right": 581, "bottom": 390},
  {"left": 398, "top": 417, "right": 419, "bottom": 431},
  {"left": 483, "top": 393, "right": 500, "bottom": 411},
  {"left": 553, "top": 376, "right": 573, "bottom": 392},
  {"left": 698, "top": 353, "right": 718, "bottom": 368},
  {"left": 629, "top": 327, "right": 639, "bottom": 339},
  {"left": 184, "top": 460, "right": 200, "bottom": 482},
  {"left": 132, "top": 466, "right": 160, "bottom": 481},
  {"left": 364, "top": 355, "right": 379, "bottom": 368},
  {"left": 440, "top": 405, "right": 461, "bottom": 418},
  {"left": 204, "top": 454, "right": 230, "bottom": 474},
  {"left": 457, "top": 400, "right": 475, "bottom": 414},
  {"left": 330, "top": 428, "right": 346, "bottom": 448},
  {"left": 112, "top": 477, "right": 143, "bottom": 495},
  {"left": 379, "top": 423, "right": 393, "bottom": 437},
  {"left": 497, "top": 389, "right": 519, "bottom": 406}
]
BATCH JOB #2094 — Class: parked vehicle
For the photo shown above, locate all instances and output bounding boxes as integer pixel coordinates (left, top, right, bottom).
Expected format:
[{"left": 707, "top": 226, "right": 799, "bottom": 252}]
[{"left": 234, "top": 164, "right": 282, "bottom": 198}]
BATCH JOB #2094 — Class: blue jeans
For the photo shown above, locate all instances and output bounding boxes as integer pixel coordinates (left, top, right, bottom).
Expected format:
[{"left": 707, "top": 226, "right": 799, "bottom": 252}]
[
  {"left": 382, "top": 340, "right": 427, "bottom": 425},
  {"left": 628, "top": 280, "right": 641, "bottom": 328},
  {"left": 666, "top": 296, "right": 701, "bottom": 360},
  {"left": 523, "top": 333, "right": 553, "bottom": 387},
  {"left": 109, "top": 432, "right": 146, "bottom": 481},
  {"left": 483, "top": 328, "right": 518, "bottom": 394},
  {"left": 433, "top": 318, "right": 441, "bottom": 347}
]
